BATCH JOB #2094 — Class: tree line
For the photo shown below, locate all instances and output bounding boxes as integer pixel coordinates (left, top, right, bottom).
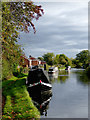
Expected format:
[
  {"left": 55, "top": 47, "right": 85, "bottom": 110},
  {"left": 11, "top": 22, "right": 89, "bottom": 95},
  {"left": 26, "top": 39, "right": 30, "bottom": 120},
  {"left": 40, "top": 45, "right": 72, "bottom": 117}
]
[
  {"left": 38, "top": 50, "right": 89, "bottom": 69},
  {"left": 38, "top": 53, "right": 72, "bottom": 67}
]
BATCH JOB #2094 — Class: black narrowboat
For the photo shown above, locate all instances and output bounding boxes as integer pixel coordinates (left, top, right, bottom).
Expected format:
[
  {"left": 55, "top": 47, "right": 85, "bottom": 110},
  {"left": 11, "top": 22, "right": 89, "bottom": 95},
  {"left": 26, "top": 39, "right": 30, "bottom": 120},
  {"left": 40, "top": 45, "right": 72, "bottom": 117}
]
[{"left": 26, "top": 68, "right": 52, "bottom": 93}]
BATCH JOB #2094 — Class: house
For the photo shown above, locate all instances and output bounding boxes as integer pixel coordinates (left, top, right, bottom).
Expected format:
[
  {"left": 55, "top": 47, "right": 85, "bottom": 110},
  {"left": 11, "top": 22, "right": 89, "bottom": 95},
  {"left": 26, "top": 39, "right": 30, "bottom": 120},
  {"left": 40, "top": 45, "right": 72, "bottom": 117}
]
[
  {"left": 19, "top": 55, "right": 46, "bottom": 68},
  {"left": 29, "top": 56, "right": 46, "bottom": 67},
  {"left": 20, "top": 55, "right": 30, "bottom": 68},
  {"left": 41, "top": 61, "right": 46, "bottom": 65},
  {"left": 29, "top": 56, "right": 41, "bottom": 66}
]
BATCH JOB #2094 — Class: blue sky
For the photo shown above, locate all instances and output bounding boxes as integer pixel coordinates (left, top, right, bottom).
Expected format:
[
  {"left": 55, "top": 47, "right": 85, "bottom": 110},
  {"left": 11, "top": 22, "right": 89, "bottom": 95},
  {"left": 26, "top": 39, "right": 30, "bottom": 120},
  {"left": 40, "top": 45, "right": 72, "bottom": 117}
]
[{"left": 18, "top": 2, "right": 88, "bottom": 58}]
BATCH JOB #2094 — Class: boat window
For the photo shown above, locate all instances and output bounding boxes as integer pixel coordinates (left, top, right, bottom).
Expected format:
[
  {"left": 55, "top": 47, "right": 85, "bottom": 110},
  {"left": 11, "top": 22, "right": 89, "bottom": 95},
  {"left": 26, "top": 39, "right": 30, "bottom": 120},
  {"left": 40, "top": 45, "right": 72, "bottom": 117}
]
[{"left": 49, "top": 69, "right": 53, "bottom": 71}]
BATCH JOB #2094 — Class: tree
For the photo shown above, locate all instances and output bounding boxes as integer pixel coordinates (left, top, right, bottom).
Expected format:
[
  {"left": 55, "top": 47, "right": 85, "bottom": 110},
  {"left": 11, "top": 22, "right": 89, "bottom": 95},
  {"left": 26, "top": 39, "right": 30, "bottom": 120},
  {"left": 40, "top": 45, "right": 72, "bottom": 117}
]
[
  {"left": 2, "top": 2, "right": 44, "bottom": 45},
  {"left": 43, "top": 53, "right": 55, "bottom": 65},
  {"left": 76, "top": 50, "right": 89, "bottom": 68},
  {"left": 54, "top": 54, "right": 60, "bottom": 64},
  {"left": 59, "top": 54, "right": 72, "bottom": 67},
  {"left": 2, "top": 2, "right": 44, "bottom": 79},
  {"left": 38, "top": 57, "right": 44, "bottom": 61}
]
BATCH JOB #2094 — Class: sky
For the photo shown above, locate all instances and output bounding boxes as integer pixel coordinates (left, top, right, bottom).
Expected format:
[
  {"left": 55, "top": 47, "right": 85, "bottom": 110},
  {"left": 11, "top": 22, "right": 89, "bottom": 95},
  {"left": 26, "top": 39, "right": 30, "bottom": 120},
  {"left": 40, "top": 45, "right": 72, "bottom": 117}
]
[{"left": 18, "top": 2, "right": 88, "bottom": 58}]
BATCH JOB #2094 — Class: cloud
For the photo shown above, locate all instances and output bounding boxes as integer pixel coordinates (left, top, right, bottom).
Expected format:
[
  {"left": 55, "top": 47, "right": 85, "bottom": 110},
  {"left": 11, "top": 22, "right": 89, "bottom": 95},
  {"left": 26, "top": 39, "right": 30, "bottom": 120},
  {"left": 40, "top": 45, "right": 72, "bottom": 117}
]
[{"left": 18, "top": 2, "right": 88, "bottom": 58}]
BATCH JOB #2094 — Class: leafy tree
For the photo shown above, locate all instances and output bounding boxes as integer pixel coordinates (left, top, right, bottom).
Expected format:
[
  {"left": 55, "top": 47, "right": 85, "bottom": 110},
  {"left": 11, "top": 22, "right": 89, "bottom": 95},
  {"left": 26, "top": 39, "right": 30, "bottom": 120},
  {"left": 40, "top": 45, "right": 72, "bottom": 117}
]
[
  {"left": 42, "top": 53, "right": 72, "bottom": 66},
  {"left": 76, "top": 50, "right": 89, "bottom": 68},
  {"left": 2, "top": 2, "right": 44, "bottom": 48},
  {"left": 54, "top": 54, "right": 60, "bottom": 64},
  {"left": 72, "top": 50, "right": 89, "bottom": 68},
  {"left": 59, "top": 54, "right": 72, "bottom": 67},
  {"left": 38, "top": 57, "right": 44, "bottom": 61},
  {"left": 43, "top": 53, "right": 55, "bottom": 65},
  {"left": 2, "top": 2, "right": 44, "bottom": 79}
]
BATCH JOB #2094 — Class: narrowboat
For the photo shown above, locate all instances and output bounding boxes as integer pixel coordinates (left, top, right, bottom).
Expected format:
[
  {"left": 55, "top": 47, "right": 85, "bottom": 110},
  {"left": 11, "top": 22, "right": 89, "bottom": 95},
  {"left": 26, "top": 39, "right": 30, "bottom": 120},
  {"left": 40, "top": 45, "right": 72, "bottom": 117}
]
[
  {"left": 65, "top": 66, "right": 71, "bottom": 70},
  {"left": 48, "top": 67, "right": 58, "bottom": 73},
  {"left": 26, "top": 68, "right": 52, "bottom": 93}
]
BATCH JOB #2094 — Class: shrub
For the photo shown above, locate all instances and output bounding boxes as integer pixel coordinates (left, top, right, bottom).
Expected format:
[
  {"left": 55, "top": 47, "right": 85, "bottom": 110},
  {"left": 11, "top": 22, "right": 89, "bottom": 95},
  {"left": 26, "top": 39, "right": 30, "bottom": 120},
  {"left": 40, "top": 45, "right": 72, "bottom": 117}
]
[{"left": 2, "top": 59, "right": 13, "bottom": 80}]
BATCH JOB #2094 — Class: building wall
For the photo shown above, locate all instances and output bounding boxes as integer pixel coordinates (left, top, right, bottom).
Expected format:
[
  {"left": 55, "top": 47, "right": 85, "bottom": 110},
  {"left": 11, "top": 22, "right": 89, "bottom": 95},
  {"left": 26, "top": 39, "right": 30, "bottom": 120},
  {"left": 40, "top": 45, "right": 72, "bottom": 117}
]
[
  {"left": 20, "top": 56, "right": 30, "bottom": 68},
  {"left": 29, "top": 60, "right": 32, "bottom": 66},
  {"left": 32, "top": 61, "right": 39, "bottom": 66},
  {"left": 41, "top": 61, "right": 46, "bottom": 65},
  {"left": 39, "top": 61, "right": 41, "bottom": 65}
]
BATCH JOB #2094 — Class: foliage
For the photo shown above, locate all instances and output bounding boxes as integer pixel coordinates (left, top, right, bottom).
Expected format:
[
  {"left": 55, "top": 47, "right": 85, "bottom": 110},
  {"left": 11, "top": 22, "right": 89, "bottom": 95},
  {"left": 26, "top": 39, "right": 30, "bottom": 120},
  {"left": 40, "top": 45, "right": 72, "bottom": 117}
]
[
  {"left": 72, "top": 50, "right": 89, "bottom": 68},
  {"left": 2, "top": 75, "right": 40, "bottom": 119},
  {"left": 2, "top": 59, "right": 13, "bottom": 80},
  {"left": 43, "top": 52, "right": 55, "bottom": 65},
  {"left": 54, "top": 54, "right": 60, "bottom": 64},
  {"left": 59, "top": 54, "right": 72, "bottom": 67},
  {"left": 42, "top": 52, "right": 72, "bottom": 67},
  {"left": 2, "top": 2, "right": 43, "bottom": 80},
  {"left": 72, "top": 59, "right": 83, "bottom": 68},
  {"left": 77, "top": 70, "right": 90, "bottom": 85},
  {"left": 76, "top": 50, "right": 89, "bottom": 68},
  {"left": 38, "top": 57, "right": 44, "bottom": 61},
  {"left": 85, "top": 66, "right": 90, "bottom": 78}
]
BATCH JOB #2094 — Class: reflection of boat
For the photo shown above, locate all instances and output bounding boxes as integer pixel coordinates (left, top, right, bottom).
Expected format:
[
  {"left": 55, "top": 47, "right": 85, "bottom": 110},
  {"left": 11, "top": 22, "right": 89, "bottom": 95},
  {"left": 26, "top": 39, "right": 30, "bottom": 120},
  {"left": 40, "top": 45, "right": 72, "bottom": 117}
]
[
  {"left": 48, "top": 67, "right": 58, "bottom": 73},
  {"left": 26, "top": 68, "right": 52, "bottom": 92},
  {"left": 48, "top": 72, "right": 58, "bottom": 81},
  {"left": 28, "top": 89, "right": 52, "bottom": 116},
  {"left": 65, "top": 66, "right": 71, "bottom": 71}
]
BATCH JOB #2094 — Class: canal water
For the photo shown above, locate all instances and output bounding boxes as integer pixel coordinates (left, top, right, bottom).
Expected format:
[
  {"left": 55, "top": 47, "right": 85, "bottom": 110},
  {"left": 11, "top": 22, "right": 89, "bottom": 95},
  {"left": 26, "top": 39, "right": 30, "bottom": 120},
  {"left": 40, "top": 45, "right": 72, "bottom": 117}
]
[{"left": 41, "top": 68, "right": 88, "bottom": 118}]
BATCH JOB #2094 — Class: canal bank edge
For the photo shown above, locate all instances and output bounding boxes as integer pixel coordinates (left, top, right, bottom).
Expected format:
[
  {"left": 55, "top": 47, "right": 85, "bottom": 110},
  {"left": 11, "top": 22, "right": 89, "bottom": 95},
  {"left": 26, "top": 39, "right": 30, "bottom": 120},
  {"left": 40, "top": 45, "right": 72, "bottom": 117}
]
[{"left": 2, "top": 75, "right": 40, "bottom": 119}]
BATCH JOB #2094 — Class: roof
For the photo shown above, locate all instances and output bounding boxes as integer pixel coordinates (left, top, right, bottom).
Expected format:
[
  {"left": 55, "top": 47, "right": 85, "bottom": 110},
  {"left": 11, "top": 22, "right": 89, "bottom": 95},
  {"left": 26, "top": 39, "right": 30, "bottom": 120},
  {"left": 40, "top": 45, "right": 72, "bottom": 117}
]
[
  {"left": 20, "top": 55, "right": 29, "bottom": 61},
  {"left": 29, "top": 57, "right": 36, "bottom": 60}
]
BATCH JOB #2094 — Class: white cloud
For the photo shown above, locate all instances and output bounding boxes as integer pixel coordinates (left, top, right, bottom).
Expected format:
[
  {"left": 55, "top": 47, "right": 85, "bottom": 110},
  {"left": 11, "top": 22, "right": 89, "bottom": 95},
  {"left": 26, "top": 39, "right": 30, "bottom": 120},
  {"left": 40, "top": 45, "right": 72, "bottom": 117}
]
[{"left": 63, "top": 40, "right": 77, "bottom": 46}]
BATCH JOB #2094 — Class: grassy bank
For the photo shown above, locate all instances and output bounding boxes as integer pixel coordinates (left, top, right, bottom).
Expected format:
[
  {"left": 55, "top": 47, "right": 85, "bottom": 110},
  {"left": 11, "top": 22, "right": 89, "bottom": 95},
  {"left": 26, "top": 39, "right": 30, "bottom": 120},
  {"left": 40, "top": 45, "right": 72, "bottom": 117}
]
[{"left": 2, "top": 74, "right": 40, "bottom": 119}]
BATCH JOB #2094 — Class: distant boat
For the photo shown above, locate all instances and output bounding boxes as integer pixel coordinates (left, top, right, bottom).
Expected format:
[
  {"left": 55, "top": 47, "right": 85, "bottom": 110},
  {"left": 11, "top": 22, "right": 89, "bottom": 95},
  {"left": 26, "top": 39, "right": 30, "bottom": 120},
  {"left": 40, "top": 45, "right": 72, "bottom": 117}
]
[
  {"left": 48, "top": 67, "right": 58, "bottom": 73},
  {"left": 26, "top": 68, "right": 52, "bottom": 92},
  {"left": 65, "top": 66, "right": 71, "bottom": 71}
]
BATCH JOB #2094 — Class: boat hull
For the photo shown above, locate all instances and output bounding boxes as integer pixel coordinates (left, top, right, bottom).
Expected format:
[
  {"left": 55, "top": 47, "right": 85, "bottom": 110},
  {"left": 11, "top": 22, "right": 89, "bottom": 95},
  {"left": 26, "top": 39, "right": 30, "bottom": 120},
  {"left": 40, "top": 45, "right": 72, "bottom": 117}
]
[
  {"left": 27, "top": 82, "right": 52, "bottom": 93},
  {"left": 27, "top": 84, "right": 52, "bottom": 104},
  {"left": 48, "top": 67, "right": 58, "bottom": 74}
]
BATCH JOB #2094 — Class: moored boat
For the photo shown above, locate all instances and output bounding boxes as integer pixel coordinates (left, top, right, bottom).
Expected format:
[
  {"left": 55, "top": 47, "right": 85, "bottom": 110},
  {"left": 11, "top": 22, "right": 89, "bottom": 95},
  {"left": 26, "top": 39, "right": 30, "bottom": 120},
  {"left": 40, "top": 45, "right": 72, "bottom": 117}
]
[
  {"left": 48, "top": 67, "right": 58, "bottom": 73},
  {"left": 26, "top": 68, "right": 52, "bottom": 92},
  {"left": 65, "top": 66, "right": 71, "bottom": 71}
]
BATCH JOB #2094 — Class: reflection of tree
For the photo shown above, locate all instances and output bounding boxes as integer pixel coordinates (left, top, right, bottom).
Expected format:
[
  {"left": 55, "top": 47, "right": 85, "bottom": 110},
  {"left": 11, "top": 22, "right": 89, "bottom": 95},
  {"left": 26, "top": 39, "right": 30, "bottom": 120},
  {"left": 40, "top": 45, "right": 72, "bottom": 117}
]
[
  {"left": 58, "top": 75, "right": 68, "bottom": 83},
  {"left": 49, "top": 70, "right": 70, "bottom": 84},
  {"left": 77, "top": 71, "right": 90, "bottom": 85}
]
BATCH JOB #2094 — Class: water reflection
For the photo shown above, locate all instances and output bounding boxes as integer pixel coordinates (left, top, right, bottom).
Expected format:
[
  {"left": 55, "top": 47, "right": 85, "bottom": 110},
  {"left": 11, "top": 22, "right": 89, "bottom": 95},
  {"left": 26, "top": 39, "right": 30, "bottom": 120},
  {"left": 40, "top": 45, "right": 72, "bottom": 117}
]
[
  {"left": 48, "top": 70, "right": 70, "bottom": 84},
  {"left": 28, "top": 89, "right": 52, "bottom": 116},
  {"left": 47, "top": 69, "right": 88, "bottom": 118},
  {"left": 76, "top": 70, "right": 90, "bottom": 85},
  {"left": 28, "top": 69, "right": 88, "bottom": 118},
  {"left": 48, "top": 71, "right": 58, "bottom": 82}
]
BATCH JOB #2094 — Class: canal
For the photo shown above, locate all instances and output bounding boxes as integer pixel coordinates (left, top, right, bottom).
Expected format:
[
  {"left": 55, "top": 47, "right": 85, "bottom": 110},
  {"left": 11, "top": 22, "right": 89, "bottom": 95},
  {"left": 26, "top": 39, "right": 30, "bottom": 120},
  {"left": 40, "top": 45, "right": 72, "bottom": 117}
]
[{"left": 41, "top": 68, "right": 88, "bottom": 118}]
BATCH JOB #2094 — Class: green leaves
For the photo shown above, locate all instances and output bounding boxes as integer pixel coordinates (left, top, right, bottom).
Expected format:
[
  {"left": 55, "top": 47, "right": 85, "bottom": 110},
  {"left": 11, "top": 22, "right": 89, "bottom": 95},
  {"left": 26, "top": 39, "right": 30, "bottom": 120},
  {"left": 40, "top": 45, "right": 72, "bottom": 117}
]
[
  {"left": 72, "top": 50, "right": 89, "bottom": 68},
  {"left": 2, "top": 2, "right": 44, "bottom": 80},
  {"left": 43, "top": 53, "right": 55, "bottom": 65},
  {"left": 42, "top": 52, "right": 72, "bottom": 66}
]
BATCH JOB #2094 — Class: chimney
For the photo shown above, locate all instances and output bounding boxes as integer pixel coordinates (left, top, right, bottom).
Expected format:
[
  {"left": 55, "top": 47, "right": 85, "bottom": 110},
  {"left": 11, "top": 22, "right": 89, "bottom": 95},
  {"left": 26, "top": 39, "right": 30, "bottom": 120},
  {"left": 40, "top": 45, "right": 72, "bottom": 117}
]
[{"left": 29, "top": 55, "right": 32, "bottom": 58}]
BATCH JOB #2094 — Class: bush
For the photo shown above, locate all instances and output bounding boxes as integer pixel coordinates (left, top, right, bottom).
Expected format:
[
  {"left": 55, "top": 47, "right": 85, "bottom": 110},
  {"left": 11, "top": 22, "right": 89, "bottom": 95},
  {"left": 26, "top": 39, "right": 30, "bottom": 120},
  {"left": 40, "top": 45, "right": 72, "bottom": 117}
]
[{"left": 2, "top": 59, "right": 13, "bottom": 80}]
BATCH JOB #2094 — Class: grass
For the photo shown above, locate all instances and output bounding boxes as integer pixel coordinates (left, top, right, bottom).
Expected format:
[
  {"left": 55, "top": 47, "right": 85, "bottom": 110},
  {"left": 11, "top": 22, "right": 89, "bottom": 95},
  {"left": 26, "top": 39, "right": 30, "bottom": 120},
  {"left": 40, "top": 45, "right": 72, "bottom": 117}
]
[
  {"left": 2, "top": 73, "right": 40, "bottom": 119},
  {"left": 58, "top": 66, "right": 66, "bottom": 70}
]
